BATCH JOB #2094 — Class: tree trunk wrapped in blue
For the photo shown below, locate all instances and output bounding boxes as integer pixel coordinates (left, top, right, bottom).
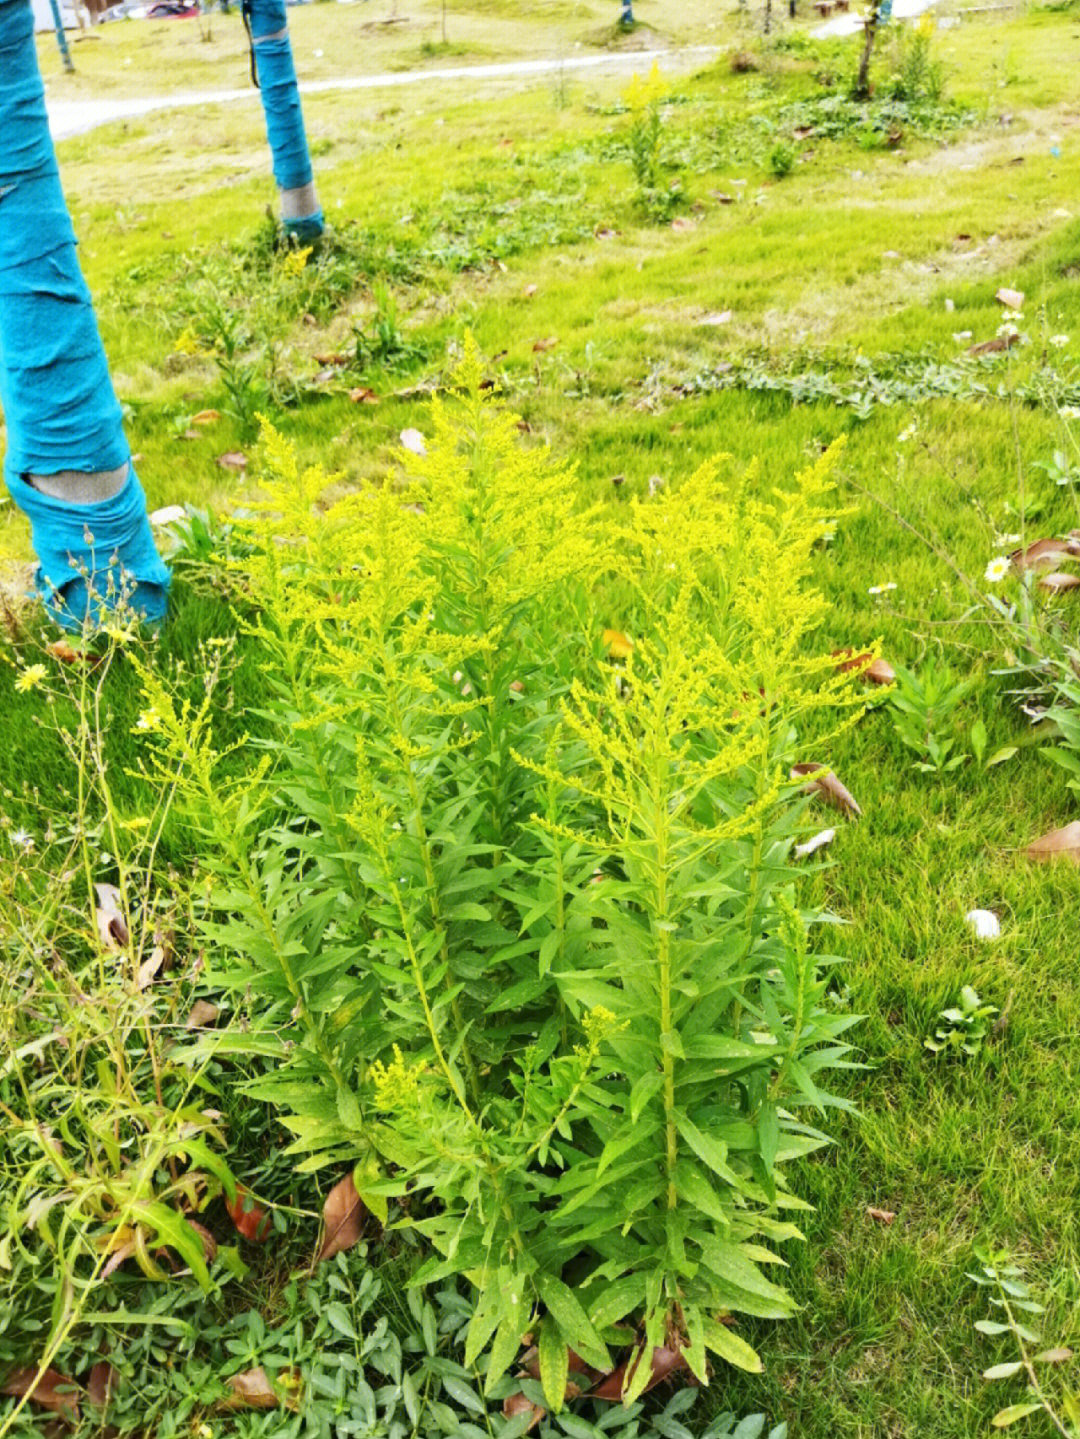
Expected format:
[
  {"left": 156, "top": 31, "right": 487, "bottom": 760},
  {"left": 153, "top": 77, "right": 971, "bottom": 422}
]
[
  {"left": 246, "top": 0, "right": 324, "bottom": 242},
  {"left": 0, "top": 0, "right": 169, "bottom": 628}
]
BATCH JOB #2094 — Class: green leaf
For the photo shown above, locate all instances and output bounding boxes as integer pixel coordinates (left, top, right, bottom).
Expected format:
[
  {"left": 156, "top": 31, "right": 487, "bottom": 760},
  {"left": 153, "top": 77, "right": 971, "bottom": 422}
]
[
  {"left": 484, "top": 1284, "right": 530, "bottom": 1395},
  {"left": 983, "top": 1362, "right": 1024, "bottom": 1380},
  {"left": 629, "top": 1071, "right": 664, "bottom": 1124},
  {"left": 976, "top": 1321, "right": 1012, "bottom": 1336},
  {"left": 991, "top": 1403, "right": 1043, "bottom": 1428},
  {"left": 539, "top": 1316, "right": 570, "bottom": 1413},
  {"left": 702, "top": 1317, "right": 763, "bottom": 1373},
  {"left": 537, "top": 1274, "right": 610, "bottom": 1371},
  {"left": 586, "top": 1274, "right": 642, "bottom": 1331},
  {"left": 673, "top": 1111, "right": 737, "bottom": 1185}
]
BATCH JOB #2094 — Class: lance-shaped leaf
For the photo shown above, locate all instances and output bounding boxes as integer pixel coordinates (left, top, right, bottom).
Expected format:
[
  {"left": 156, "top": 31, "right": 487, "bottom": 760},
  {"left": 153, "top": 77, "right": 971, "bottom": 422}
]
[
  {"left": 317, "top": 1171, "right": 365, "bottom": 1264},
  {"left": 791, "top": 764, "right": 861, "bottom": 818}
]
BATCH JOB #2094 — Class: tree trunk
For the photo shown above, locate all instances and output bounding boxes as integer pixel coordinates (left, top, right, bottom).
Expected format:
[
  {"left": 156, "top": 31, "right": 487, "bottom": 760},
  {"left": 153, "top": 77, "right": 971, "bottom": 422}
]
[{"left": 855, "top": 2, "right": 879, "bottom": 97}]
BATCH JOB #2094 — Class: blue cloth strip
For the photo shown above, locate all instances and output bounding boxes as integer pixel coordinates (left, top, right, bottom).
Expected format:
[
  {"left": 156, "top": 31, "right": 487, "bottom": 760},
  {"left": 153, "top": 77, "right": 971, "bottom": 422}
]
[
  {"left": 0, "top": 0, "right": 169, "bottom": 628},
  {"left": 6, "top": 466, "right": 170, "bottom": 628},
  {"left": 249, "top": 0, "right": 324, "bottom": 233}
]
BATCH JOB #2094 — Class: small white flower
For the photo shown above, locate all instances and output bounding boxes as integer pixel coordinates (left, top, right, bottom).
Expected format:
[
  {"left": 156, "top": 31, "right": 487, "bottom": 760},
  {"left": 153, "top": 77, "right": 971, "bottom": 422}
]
[
  {"left": 995, "top": 532, "right": 1021, "bottom": 546},
  {"left": 868, "top": 581, "right": 898, "bottom": 595},
  {"left": 985, "top": 556, "right": 1011, "bottom": 583},
  {"left": 9, "top": 828, "right": 33, "bottom": 852},
  {"left": 1000, "top": 308, "right": 1024, "bottom": 324},
  {"left": 1050, "top": 334, "right": 1070, "bottom": 348},
  {"left": 1059, "top": 405, "right": 1080, "bottom": 420}
]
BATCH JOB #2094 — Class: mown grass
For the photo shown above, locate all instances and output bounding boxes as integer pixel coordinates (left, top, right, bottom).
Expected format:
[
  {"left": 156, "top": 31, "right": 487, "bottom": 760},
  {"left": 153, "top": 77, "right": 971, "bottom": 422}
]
[{"left": 6, "top": 4, "right": 1080, "bottom": 1435}]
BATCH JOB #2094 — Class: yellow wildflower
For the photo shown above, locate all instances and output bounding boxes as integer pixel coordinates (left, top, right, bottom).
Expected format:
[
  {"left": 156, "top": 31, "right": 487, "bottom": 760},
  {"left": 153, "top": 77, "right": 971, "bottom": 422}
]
[{"left": 14, "top": 664, "right": 47, "bottom": 693}]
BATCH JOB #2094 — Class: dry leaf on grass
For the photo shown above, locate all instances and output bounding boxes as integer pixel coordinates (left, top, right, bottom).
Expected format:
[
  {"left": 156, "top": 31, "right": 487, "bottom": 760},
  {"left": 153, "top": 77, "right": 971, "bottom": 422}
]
[
  {"left": 503, "top": 1392, "right": 546, "bottom": 1430},
  {"left": 317, "top": 1171, "right": 366, "bottom": 1264},
  {"left": 995, "top": 286, "right": 1025, "bottom": 309},
  {"left": 790, "top": 764, "right": 861, "bottom": 818},
  {"left": 348, "top": 387, "right": 378, "bottom": 404},
  {"left": 189, "top": 1220, "right": 218, "bottom": 1263},
  {"left": 86, "top": 1363, "right": 116, "bottom": 1409},
  {"left": 866, "top": 1206, "right": 897, "bottom": 1225},
  {"left": 968, "top": 334, "right": 1017, "bottom": 356},
  {"left": 670, "top": 216, "right": 696, "bottom": 232},
  {"left": 832, "top": 648, "right": 896, "bottom": 684},
  {"left": 1025, "top": 821, "right": 1080, "bottom": 864},
  {"left": 217, "top": 452, "right": 248, "bottom": 471},
  {"left": 532, "top": 336, "right": 559, "bottom": 352},
  {"left": 191, "top": 409, "right": 220, "bottom": 425},
  {"left": 93, "top": 883, "right": 129, "bottom": 949},
  {"left": 221, "top": 1368, "right": 298, "bottom": 1411},
  {"left": 523, "top": 283, "right": 538, "bottom": 297},
  {"left": 186, "top": 1000, "right": 220, "bottom": 1029},
  {"left": 1039, "top": 571, "right": 1080, "bottom": 593},
  {"left": 0, "top": 1367, "right": 80, "bottom": 1424},
  {"left": 136, "top": 943, "right": 167, "bottom": 991},
  {"left": 1009, "top": 536, "right": 1080, "bottom": 571},
  {"left": 592, "top": 1346, "right": 685, "bottom": 1402},
  {"left": 45, "top": 637, "right": 100, "bottom": 665},
  {"left": 227, "top": 1187, "right": 273, "bottom": 1242}
]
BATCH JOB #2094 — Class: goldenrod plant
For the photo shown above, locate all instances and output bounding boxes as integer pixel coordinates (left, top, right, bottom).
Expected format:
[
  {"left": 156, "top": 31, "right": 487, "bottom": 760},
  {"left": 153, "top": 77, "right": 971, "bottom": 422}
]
[{"left": 130, "top": 340, "right": 864, "bottom": 1409}]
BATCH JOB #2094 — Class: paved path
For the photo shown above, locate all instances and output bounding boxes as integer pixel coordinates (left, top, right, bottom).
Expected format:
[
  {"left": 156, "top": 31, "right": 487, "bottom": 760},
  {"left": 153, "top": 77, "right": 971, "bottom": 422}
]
[{"left": 46, "top": 44, "right": 722, "bottom": 140}]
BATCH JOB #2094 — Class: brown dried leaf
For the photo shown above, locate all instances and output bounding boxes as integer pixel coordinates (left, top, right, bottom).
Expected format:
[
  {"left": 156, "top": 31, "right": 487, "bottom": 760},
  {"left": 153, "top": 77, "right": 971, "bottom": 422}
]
[
  {"left": 186, "top": 1000, "right": 220, "bottom": 1029},
  {"left": 317, "top": 1172, "right": 366, "bottom": 1264},
  {"left": 1010, "top": 536, "right": 1080, "bottom": 571},
  {"left": 0, "top": 1367, "right": 80, "bottom": 1423},
  {"left": 191, "top": 409, "right": 220, "bottom": 425},
  {"left": 136, "top": 944, "right": 166, "bottom": 991},
  {"left": 217, "top": 452, "right": 248, "bottom": 471},
  {"left": 866, "top": 1206, "right": 897, "bottom": 1225},
  {"left": 968, "top": 334, "right": 1018, "bottom": 356},
  {"left": 86, "top": 1362, "right": 116, "bottom": 1409},
  {"left": 221, "top": 1368, "right": 284, "bottom": 1410},
  {"left": 1039, "top": 571, "right": 1080, "bottom": 593},
  {"left": 832, "top": 648, "right": 895, "bottom": 684},
  {"left": 995, "top": 286, "right": 1025, "bottom": 309},
  {"left": 503, "top": 1391, "right": 546, "bottom": 1430},
  {"left": 101, "top": 1236, "right": 136, "bottom": 1280},
  {"left": 93, "top": 883, "right": 129, "bottom": 950},
  {"left": 523, "top": 283, "right": 538, "bottom": 297},
  {"left": 670, "top": 216, "right": 697, "bottom": 232},
  {"left": 348, "top": 387, "right": 378, "bottom": 404},
  {"left": 594, "top": 227, "right": 619, "bottom": 240},
  {"left": 790, "top": 764, "right": 861, "bottom": 818},
  {"left": 532, "top": 336, "right": 559, "bottom": 352},
  {"left": 592, "top": 1346, "right": 685, "bottom": 1402},
  {"left": 227, "top": 1187, "right": 273, "bottom": 1242},
  {"left": 46, "top": 637, "right": 100, "bottom": 665},
  {"left": 189, "top": 1220, "right": 218, "bottom": 1263},
  {"left": 1026, "top": 821, "right": 1080, "bottom": 864}
]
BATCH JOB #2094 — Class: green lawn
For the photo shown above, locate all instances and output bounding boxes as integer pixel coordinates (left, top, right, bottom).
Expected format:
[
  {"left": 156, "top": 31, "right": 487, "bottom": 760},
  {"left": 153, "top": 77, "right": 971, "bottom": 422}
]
[{"left": 4, "top": 3, "right": 1080, "bottom": 1435}]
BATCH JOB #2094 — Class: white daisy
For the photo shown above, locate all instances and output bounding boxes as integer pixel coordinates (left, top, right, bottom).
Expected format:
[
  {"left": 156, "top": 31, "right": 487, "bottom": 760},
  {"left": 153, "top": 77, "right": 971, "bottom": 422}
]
[{"left": 985, "top": 556, "right": 1011, "bottom": 583}]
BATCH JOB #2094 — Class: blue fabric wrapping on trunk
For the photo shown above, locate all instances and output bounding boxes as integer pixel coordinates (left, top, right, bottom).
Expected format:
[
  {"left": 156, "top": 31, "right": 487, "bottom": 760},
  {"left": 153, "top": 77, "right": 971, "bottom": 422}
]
[
  {"left": 249, "top": 0, "right": 324, "bottom": 236},
  {"left": 0, "top": 0, "right": 169, "bottom": 627}
]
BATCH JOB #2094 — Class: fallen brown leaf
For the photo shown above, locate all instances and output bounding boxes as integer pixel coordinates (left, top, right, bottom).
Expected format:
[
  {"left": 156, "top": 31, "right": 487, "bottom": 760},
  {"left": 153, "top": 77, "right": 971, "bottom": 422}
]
[
  {"left": 503, "top": 1391, "right": 546, "bottom": 1430},
  {"left": 93, "top": 883, "right": 130, "bottom": 949},
  {"left": 136, "top": 944, "right": 166, "bottom": 991},
  {"left": 317, "top": 1171, "right": 366, "bottom": 1264},
  {"left": 968, "top": 334, "right": 1018, "bottom": 356},
  {"left": 86, "top": 1362, "right": 116, "bottom": 1410},
  {"left": 227, "top": 1187, "right": 273, "bottom": 1242},
  {"left": 995, "top": 286, "right": 1025, "bottom": 309},
  {"left": 532, "top": 336, "right": 559, "bottom": 352},
  {"left": 101, "top": 1236, "right": 136, "bottom": 1280},
  {"left": 191, "top": 409, "right": 220, "bottom": 425},
  {"left": 0, "top": 1367, "right": 80, "bottom": 1424},
  {"left": 790, "top": 764, "right": 861, "bottom": 818},
  {"left": 832, "top": 648, "right": 895, "bottom": 684},
  {"left": 1009, "top": 536, "right": 1080, "bottom": 571},
  {"left": 189, "top": 1220, "right": 218, "bottom": 1263},
  {"left": 186, "top": 1000, "right": 220, "bottom": 1029},
  {"left": 594, "top": 227, "right": 619, "bottom": 240},
  {"left": 313, "top": 352, "right": 350, "bottom": 366},
  {"left": 1025, "top": 821, "right": 1080, "bottom": 864},
  {"left": 592, "top": 1346, "right": 685, "bottom": 1402},
  {"left": 1039, "top": 571, "right": 1080, "bottom": 593},
  {"left": 221, "top": 1368, "right": 289, "bottom": 1411},
  {"left": 866, "top": 1206, "right": 896, "bottom": 1225},
  {"left": 348, "top": 386, "right": 378, "bottom": 404},
  {"left": 217, "top": 452, "right": 248, "bottom": 471},
  {"left": 45, "top": 637, "right": 100, "bottom": 665},
  {"left": 670, "top": 216, "right": 697, "bottom": 232}
]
